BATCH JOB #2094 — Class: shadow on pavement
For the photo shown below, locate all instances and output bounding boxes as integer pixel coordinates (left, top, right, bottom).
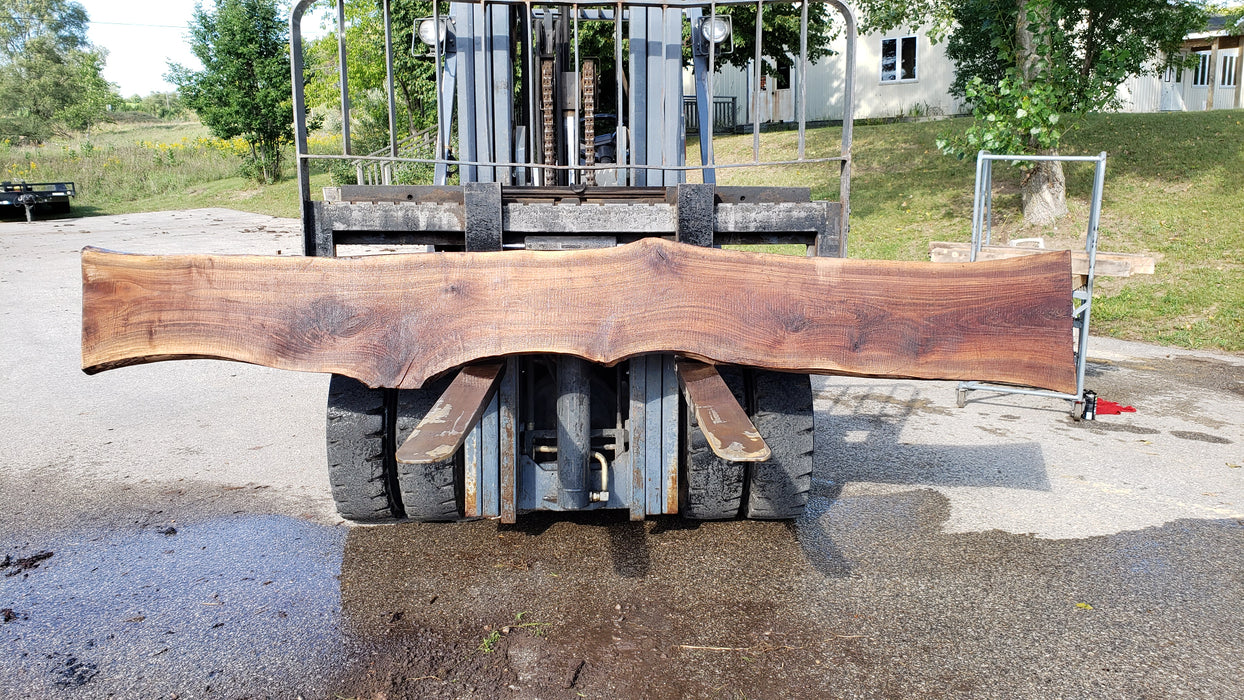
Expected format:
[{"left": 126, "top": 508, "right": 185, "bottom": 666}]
[{"left": 815, "top": 379, "right": 1052, "bottom": 492}]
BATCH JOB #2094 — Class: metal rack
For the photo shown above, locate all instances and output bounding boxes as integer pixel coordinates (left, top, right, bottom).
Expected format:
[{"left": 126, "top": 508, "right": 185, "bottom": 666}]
[{"left": 956, "top": 150, "right": 1108, "bottom": 419}]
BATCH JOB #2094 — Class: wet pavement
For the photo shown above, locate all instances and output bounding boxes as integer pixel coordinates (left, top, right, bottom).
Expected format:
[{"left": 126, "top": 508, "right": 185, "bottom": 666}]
[
  {"left": 2, "top": 211, "right": 1242, "bottom": 699},
  {"left": 4, "top": 514, "right": 344, "bottom": 697}
]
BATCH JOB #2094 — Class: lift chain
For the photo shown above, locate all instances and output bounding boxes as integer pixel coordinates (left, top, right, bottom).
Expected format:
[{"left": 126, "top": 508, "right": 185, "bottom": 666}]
[
  {"left": 582, "top": 59, "right": 596, "bottom": 186},
  {"left": 541, "top": 58, "right": 556, "bottom": 185}
]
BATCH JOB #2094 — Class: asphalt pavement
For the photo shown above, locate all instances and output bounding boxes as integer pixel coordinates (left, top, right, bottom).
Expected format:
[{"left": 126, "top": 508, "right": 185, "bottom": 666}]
[{"left": 1, "top": 210, "right": 1240, "bottom": 699}]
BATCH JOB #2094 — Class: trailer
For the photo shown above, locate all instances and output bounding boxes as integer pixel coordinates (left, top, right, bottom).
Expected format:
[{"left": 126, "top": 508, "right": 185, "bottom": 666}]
[{"left": 1, "top": 180, "right": 75, "bottom": 221}]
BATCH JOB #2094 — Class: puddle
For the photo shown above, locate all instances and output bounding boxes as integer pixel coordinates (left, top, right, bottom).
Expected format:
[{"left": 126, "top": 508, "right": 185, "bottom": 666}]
[{"left": 1, "top": 515, "right": 346, "bottom": 699}]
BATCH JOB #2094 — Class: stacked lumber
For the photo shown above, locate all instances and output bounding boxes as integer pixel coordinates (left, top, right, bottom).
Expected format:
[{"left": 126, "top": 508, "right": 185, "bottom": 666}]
[{"left": 929, "top": 241, "right": 1155, "bottom": 289}]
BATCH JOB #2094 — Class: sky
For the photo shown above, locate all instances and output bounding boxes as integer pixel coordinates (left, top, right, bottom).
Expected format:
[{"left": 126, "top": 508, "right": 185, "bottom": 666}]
[
  {"left": 77, "top": 0, "right": 330, "bottom": 98},
  {"left": 77, "top": 0, "right": 202, "bottom": 97}
]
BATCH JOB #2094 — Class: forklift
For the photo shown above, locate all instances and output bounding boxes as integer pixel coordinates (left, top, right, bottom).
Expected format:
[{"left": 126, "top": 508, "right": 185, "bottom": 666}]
[{"left": 287, "top": 0, "right": 857, "bottom": 523}]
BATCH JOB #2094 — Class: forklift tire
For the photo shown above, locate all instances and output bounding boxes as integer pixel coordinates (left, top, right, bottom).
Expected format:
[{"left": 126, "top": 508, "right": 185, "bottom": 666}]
[
  {"left": 681, "top": 367, "right": 747, "bottom": 520},
  {"left": 744, "top": 371, "right": 815, "bottom": 520},
  {"left": 326, "top": 374, "right": 402, "bottom": 522},
  {"left": 394, "top": 374, "right": 462, "bottom": 522}
]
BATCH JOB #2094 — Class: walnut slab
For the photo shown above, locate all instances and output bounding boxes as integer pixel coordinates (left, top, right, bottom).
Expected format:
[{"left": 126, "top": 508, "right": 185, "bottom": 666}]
[{"left": 81, "top": 239, "right": 1076, "bottom": 393}]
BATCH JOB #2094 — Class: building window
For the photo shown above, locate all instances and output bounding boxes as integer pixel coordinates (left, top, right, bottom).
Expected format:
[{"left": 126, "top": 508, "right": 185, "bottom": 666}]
[
  {"left": 1193, "top": 52, "right": 1210, "bottom": 86},
  {"left": 881, "top": 36, "right": 917, "bottom": 82},
  {"left": 1163, "top": 65, "right": 1180, "bottom": 82},
  {"left": 776, "top": 57, "right": 793, "bottom": 90},
  {"left": 1222, "top": 54, "right": 1238, "bottom": 87}
]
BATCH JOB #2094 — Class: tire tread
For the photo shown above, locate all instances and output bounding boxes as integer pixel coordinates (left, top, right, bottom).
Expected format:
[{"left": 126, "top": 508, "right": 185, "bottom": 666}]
[
  {"left": 326, "top": 374, "right": 400, "bottom": 522},
  {"left": 395, "top": 374, "right": 461, "bottom": 521},
  {"left": 745, "top": 371, "right": 814, "bottom": 520},
  {"left": 681, "top": 366, "right": 746, "bottom": 520}
]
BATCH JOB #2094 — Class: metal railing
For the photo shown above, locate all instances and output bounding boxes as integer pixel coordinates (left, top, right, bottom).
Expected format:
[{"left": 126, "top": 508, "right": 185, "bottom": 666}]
[
  {"left": 683, "top": 96, "right": 737, "bottom": 133},
  {"left": 353, "top": 127, "right": 436, "bottom": 185}
]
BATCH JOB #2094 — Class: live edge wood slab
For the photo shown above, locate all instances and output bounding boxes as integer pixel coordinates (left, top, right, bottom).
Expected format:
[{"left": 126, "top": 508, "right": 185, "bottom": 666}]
[{"left": 81, "top": 238, "right": 1076, "bottom": 394}]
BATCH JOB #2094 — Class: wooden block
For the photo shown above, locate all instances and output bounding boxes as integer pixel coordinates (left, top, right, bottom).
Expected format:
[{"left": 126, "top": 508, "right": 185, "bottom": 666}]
[
  {"left": 929, "top": 241, "right": 1155, "bottom": 277},
  {"left": 81, "top": 238, "right": 1076, "bottom": 393}
]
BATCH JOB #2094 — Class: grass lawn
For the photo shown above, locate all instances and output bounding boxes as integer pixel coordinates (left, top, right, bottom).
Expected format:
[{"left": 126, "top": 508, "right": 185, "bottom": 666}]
[
  {"left": 1, "top": 121, "right": 335, "bottom": 218},
  {"left": 708, "top": 110, "right": 1244, "bottom": 353},
  {"left": 91, "top": 171, "right": 332, "bottom": 220},
  {"left": 4, "top": 111, "right": 1241, "bottom": 351}
]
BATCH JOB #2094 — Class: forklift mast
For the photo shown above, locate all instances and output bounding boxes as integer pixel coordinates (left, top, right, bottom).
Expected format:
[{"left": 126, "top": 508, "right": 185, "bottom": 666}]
[{"left": 288, "top": 0, "right": 857, "bottom": 523}]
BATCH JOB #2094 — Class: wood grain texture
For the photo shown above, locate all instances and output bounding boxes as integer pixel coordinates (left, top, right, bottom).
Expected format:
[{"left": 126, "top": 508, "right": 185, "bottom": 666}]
[{"left": 81, "top": 238, "right": 1076, "bottom": 393}]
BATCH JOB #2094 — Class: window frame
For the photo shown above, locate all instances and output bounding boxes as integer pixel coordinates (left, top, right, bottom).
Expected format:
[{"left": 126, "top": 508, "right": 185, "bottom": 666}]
[
  {"left": 1221, "top": 53, "right": 1237, "bottom": 88},
  {"left": 1192, "top": 51, "right": 1211, "bottom": 87},
  {"left": 880, "top": 35, "right": 918, "bottom": 84}
]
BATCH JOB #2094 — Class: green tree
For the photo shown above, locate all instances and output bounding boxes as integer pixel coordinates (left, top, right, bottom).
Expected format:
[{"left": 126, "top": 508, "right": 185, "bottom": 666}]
[
  {"left": 56, "top": 47, "right": 114, "bottom": 135},
  {"left": 138, "top": 92, "right": 189, "bottom": 120},
  {"left": 116, "top": 91, "right": 190, "bottom": 120},
  {"left": 1211, "top": 3, "right": 1244, "bottom": 38},
  {"left": 709, "top": 3, "right": 838, "bottom": 76},
  {"left": 304, "top": 0, "right": 439, "bottom": 149},
  {"left": 169, "top": 0, "right": 294, "bottom": 183},
  {"left": 857, "top": 0, "right": 1208, "bottom": 224},
  {"left": 0, "top": 0, "right": 116, "bottom": 142},
  {"left": 0, "top": 0, "right": 88, "bottom": 56}
]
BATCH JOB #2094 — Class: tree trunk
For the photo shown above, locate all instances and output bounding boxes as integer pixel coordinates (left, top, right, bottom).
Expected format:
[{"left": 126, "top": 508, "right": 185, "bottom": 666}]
[
  {"left": 397, "top": 78, "right": 416, "bottom": 138},
  {"left": 264, "top": 140, "right": 282, "bottom": 183},
  {"left": 1016, "top": 0, "right": 1067, "bottom": 225},
  {"left": 1021, "top": 158, "right": 1068, "bottom": 226},
  {"left": 1015, "top": 0, "right": 1039, "bottom": 83}
]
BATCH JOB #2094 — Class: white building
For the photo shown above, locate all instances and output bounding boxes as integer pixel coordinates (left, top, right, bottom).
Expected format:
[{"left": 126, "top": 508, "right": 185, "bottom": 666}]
[
  {"left": 695, "top": 14, "right": 1242, "bottom": 130},
  {"left": 1119, "top": 17, "right": 1243, "bottom": 112},
  {"left": 690, "top": 23, "right": 967, "bottom": 128}
]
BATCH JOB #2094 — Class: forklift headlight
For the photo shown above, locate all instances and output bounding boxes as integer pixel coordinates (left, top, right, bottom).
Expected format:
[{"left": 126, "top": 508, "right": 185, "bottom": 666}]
[
  {"left": 704, "top": 16, "right": 731, "bottom": 44},
  {"left": 415, "top": 17, "right": 451, "bottom": 48},
  {"left": 694, "top": 15, "right": 733, "bottom": 56}
]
